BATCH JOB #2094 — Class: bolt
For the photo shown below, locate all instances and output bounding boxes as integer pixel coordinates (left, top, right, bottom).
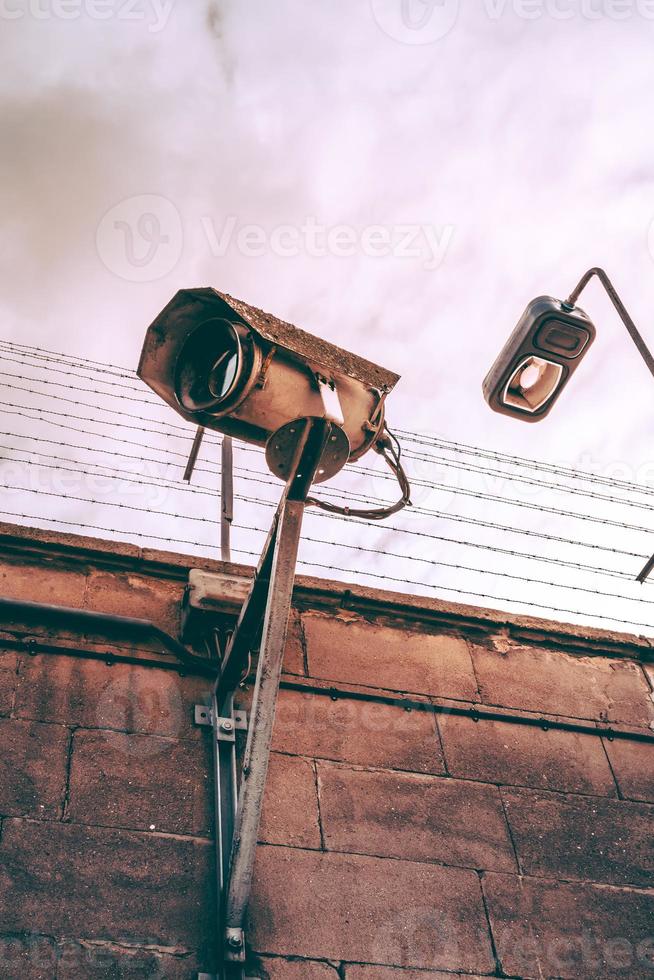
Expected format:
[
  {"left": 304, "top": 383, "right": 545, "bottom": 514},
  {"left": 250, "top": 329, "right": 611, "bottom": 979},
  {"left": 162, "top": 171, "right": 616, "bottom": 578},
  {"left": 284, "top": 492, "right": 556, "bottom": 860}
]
[
  {"left": 227, "top": 934, "right": 242, "bottom": 949},
  {"left": 221, "top": 720, "right": 233, "bottom": 732}
]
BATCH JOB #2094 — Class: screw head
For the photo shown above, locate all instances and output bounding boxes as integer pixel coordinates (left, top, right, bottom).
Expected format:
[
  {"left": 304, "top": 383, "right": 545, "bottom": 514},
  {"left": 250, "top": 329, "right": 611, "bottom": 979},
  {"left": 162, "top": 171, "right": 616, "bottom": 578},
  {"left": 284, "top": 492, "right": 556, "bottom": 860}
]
[
  {"left": 227, "top": 934, "right": 242, "bottom": 949},
  {"left": 221, "top": 720, "right": 233, "bottom": 732}
]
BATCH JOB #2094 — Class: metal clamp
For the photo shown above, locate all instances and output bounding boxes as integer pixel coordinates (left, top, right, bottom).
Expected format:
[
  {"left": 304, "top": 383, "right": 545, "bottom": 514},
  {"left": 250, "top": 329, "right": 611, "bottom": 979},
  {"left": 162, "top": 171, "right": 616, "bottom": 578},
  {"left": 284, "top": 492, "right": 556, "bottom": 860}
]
[{"left": 194, "top": 705, "right": 248, "bottom": 736}]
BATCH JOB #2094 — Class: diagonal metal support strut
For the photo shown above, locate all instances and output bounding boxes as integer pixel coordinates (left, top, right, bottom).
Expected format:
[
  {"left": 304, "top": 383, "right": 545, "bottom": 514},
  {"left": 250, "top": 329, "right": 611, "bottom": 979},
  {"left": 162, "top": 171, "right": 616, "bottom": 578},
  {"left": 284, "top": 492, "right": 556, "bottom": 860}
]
[{"left": 203, "top": 417, "right": 332, "bottom": 979}]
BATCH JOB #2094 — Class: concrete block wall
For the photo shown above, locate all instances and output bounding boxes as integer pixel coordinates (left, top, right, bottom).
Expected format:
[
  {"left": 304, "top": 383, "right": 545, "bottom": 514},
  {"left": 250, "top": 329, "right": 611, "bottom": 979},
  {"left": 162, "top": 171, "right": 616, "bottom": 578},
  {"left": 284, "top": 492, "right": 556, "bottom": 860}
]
[{"left": 0, "top": 522, "right": 651, "bottom": 979}]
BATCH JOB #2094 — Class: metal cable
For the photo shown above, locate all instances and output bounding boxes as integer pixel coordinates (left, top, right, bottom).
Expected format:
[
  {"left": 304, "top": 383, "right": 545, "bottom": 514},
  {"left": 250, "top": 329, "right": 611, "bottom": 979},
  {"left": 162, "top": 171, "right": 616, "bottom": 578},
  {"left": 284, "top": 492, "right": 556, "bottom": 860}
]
[{"left": 306, "top": 425, "right": 411, "bottom": 521}]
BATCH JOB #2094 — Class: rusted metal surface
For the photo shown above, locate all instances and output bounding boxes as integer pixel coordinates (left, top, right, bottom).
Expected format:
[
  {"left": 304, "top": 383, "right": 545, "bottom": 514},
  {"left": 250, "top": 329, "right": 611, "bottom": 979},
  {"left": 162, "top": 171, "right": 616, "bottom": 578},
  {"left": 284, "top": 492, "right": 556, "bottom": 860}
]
[
  {"left": 138, "top": 287, "right": 394, "bottom": 462},
  {"left": 214, "top": 289, "right": 399, "bottom": 392},
  {"left": 223, "top": 497, "right": 306, "bottom": 966}
]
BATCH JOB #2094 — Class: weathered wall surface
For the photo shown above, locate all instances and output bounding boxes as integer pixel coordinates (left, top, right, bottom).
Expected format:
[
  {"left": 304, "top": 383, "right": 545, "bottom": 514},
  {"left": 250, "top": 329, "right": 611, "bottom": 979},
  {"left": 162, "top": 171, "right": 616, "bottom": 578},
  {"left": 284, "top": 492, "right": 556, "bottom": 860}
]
[{"left": 0, "top": 522, "right": 652, "bottom": 979}]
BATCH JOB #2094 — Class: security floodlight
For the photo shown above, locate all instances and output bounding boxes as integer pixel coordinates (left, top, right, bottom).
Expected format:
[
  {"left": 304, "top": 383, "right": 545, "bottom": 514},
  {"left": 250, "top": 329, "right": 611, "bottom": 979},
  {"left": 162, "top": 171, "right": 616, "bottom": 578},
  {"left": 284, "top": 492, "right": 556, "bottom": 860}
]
[
  {"left": 483, "top": 267, "right": 654, "bottom": 422},
  {"left": 138, "top": 287, "right": 400, "bottom": 484},
  {"left": 483, "top": 296, "right": 596, "bottom": 422},
  {"left": 483, "top": 266, "right": 654, "bottom": 585},
  {"left": 137, "top": 287, "right": 410, "bottom": 979}
]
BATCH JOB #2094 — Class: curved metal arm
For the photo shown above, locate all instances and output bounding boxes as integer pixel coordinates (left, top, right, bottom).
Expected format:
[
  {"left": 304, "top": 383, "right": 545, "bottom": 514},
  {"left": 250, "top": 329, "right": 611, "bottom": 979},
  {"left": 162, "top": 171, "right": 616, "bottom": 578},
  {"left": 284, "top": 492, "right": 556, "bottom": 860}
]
[{"left": 565, "top": 267, "right": 654, "bottom": 380}]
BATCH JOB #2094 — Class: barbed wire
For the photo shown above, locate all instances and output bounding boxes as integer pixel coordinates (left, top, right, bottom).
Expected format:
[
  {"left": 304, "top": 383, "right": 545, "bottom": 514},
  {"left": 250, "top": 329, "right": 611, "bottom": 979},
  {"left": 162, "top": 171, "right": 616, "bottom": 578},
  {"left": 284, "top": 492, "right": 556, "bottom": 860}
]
[
  {"left": 2, "top": 443, "right": 644, "bottom": 580},
  {"left": 397, "top": 429, "right": 654, "bottom": 496},
  {"left": 3, "top": 412, "right": 647, "bottom": 560},
  {"left": 0, "top": 506, "right": 648, "bottom": 632},
  {"left": 1, "top": 342, "right": 650, "bottom": 494},
  {"left": 4, "top": 392, "right": 653, "bottom": 535},
  {"left": 0, "top": 339, "right": 653, "bottom": 633},
  {"left": 401, "top": 450, "right": 654, "bottom": 509},
  {"left": 1, "top": 460, "right": 650, "bottom": 605},
  {"left": 5, "top": 344, "right": 651, "bottom": 500}
]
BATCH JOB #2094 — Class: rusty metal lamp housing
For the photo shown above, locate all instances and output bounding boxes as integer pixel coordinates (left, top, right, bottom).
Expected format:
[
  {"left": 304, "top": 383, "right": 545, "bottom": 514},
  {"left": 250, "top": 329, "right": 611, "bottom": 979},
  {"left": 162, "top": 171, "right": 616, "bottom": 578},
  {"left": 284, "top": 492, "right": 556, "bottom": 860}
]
[{"left": 138, "top": 287, "right": 399, "bottom": 483}]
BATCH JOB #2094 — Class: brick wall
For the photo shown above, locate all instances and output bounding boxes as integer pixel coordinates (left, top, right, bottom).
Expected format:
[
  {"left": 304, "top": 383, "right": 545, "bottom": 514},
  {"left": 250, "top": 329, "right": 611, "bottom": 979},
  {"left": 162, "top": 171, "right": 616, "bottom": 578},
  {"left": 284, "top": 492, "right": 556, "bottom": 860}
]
[{"left": 0, "top": 522, "right": 652, "bottom": 979}]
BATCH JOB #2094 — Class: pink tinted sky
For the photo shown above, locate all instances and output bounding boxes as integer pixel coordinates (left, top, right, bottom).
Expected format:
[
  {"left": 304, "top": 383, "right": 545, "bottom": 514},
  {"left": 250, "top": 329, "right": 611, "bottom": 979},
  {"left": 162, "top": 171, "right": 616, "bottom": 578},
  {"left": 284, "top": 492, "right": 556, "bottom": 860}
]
[
  {"left": 1, "top": 0, "right": 652, "bottom": 460},
  {"left": 1, "top": 0, "right": 654, "bottom": 630}
]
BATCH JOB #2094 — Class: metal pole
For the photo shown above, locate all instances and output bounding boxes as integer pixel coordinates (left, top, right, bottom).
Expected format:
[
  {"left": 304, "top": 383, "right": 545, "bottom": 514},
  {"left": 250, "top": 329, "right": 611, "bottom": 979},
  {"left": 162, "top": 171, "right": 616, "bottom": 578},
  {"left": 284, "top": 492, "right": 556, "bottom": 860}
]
[
  {"left": 184, "top": 426, "right": 206, "bottom": 482},
  {"left": 221, "top": 436, "right": 234, "bottom": 563},
  {"left": 224, "top": 499, "right": 304, "bottom": 957},
  {"left": 213, "top": 690, "right": 238, "bottom": 918},
  {"left": 212, "top": 418, "right": 331, "bottom": 974}
]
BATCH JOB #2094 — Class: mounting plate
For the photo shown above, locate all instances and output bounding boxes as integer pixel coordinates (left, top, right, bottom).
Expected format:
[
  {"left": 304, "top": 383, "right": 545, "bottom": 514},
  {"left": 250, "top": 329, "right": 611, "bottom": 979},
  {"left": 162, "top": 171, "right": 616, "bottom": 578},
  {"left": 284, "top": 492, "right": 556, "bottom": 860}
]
[
  {"left": 265, "top": 418, "right": 349, "bottom": 483},
  {"left": 194, "top": 704, "right": 248, "bottom": 733}
]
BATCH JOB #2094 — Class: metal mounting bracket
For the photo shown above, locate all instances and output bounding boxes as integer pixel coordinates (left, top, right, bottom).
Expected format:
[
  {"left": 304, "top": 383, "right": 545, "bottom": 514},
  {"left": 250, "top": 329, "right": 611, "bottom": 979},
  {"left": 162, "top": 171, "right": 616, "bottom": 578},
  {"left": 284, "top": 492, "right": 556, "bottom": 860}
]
[
  {"left": 193, "top": 417, "right": 334, "bottom": 980},
  {"left": 194, "top": 705, "right": 248, "bottom": 739}
]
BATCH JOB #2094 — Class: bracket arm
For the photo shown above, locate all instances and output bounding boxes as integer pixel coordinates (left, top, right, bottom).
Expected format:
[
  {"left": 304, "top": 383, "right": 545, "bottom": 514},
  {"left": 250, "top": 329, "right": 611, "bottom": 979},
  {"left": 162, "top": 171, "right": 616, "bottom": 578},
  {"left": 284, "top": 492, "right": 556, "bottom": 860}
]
[{"left": 565, "top": 266, "right": 654, "bottom": 380}]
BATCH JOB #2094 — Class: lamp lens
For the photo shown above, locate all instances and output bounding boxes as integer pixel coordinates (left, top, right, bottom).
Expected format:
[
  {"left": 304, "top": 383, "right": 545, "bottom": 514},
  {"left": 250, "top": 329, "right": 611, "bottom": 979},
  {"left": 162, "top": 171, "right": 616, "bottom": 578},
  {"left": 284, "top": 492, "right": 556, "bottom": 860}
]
[
  {"left": 503, "top": 356, "right": 563, "bottom": 414},
  {"left": 519, "top": 361, "right": 545, "bottom": 390},
  {"left": 175, "top": 318, "right": 243, "bottom": 413},
  {"left": 208, "top": 350, "right": 239, "bottom": 400}
]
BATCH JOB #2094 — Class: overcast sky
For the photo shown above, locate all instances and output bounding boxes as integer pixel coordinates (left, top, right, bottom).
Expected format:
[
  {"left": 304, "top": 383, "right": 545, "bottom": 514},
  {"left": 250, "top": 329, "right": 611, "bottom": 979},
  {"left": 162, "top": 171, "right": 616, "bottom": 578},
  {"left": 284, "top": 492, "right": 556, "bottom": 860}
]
[{"left": 2, "top": 0, "right": 654, "bottom": 633}]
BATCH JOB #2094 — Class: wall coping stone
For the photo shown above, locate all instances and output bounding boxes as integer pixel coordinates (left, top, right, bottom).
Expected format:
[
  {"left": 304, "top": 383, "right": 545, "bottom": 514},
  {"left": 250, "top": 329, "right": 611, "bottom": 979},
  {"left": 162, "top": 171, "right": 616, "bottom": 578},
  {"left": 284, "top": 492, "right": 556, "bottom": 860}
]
[{"left": 0, "top": 520, "right": 650, "bottom": 661}]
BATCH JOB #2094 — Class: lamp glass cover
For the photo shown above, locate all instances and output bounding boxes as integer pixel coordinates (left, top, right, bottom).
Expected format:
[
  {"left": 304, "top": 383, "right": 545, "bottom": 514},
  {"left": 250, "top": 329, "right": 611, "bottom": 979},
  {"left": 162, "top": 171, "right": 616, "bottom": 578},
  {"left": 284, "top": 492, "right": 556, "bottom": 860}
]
[{"left": 503, "top": 356, "right": 563, "bottom": 413}]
